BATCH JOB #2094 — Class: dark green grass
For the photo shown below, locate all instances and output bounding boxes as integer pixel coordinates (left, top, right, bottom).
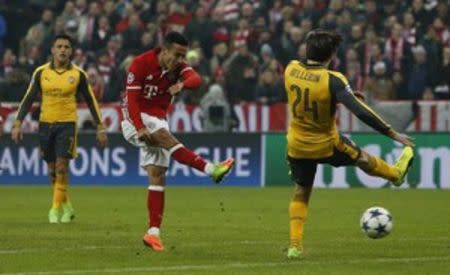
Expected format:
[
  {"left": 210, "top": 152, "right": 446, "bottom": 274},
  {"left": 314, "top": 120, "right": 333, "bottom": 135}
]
[{"left": 0, "top": 186, "right": 449, "bottom": 274}]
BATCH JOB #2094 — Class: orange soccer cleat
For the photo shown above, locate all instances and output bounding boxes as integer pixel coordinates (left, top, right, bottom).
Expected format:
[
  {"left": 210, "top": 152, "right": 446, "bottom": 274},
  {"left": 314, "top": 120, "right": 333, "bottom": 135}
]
[{"left": 143, "top": 234, "right": 165, "bottom": 252}]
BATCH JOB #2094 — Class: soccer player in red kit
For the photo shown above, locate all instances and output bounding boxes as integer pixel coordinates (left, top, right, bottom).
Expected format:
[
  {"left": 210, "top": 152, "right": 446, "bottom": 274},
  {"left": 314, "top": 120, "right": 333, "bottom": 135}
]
[{"left": 121, "top": 32, "right": 235, "bottom": 251}]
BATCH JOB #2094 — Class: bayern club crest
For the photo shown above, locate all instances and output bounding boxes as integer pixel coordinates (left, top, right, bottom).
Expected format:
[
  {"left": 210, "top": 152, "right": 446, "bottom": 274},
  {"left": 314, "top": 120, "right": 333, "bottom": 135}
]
[{"left": 127, "top": 72, "right": 135, "bottom": 84}]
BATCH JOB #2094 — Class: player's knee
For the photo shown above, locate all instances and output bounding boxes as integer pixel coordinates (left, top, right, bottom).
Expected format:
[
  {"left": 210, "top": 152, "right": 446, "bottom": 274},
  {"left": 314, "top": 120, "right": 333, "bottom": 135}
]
[
  {"left": 293, "top": 184, "right": 311, "bottom": 202},
  {"left": 148, "top": 167, "right": 167, "bottom": 185},
  {"left": 357, "top": 152, "right": 375, "bottom": 171}
]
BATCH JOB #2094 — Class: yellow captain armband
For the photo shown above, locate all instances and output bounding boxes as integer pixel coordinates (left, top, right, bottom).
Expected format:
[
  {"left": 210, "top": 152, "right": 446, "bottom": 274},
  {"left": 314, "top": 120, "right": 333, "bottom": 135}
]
[{"left": 13, "top": 120, "right": 21, "bottom": 128}]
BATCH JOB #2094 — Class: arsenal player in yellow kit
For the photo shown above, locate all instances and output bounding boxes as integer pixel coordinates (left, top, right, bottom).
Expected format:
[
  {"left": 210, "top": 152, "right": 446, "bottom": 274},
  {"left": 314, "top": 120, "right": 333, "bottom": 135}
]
[
  {"left": 284, "top": 30, "right": 414, "bottom": 258},
  {"left": 12, "top": 34, "right": 108, "bottom": 223}
]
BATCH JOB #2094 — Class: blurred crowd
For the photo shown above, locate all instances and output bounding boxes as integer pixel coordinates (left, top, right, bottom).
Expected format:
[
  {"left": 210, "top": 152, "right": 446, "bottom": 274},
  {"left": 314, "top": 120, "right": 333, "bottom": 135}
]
[{"left": 0, "top": 0, "right": 449, "bottom": 107}]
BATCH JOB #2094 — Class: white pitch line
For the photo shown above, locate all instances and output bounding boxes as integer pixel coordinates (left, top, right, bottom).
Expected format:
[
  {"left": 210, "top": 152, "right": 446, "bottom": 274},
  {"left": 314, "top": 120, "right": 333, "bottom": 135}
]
[
  {"left": 2, "top": 237, "right": 449, "bottom": 255},
  {"left": 0, "top": 240, "right": 278, "bottom": 255},
  {"left": 1, "top": 256, "right": 450, "bottom": 275}
]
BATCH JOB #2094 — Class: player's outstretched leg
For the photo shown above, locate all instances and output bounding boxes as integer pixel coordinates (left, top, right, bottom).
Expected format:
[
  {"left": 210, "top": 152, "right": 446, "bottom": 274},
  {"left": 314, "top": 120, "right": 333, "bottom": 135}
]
[
  {"left": 169, "top": 144, "right": 235, "bottom": 184},
  {"left": 152, "top": 129, "right": 235, "bottom": 184},
  {"left": 356, "top": 146, "right": 414, "bottom": 187},
  {"left": 392, "top": 146, "right": 414, "bottom": 186}
]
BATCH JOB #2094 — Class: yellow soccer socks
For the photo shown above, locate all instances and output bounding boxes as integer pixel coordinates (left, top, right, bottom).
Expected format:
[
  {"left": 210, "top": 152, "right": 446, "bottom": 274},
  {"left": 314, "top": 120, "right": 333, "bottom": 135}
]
[
  {"left": 289, "top": 200, "right": 308, "bottom": 250},
  {"left": 364, "top": 155, "right": 399, "bottom": 182}
]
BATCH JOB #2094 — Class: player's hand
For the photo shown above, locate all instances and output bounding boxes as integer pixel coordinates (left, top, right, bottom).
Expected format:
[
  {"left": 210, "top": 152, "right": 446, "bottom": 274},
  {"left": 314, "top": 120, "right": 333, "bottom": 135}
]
[
  {"left": 137, "top": 128, "right": 154, "bottom": 146},
  {"left": 96, "top": 130, "right": 108, "bottom": 148},
  {"left": 11, "top": 125, "right": 22, "bottom": 144},
  {"left": 168, "top": 82, "right": 184, "bottom": 96},
  {"left": 392, "top": 132, "right": 415, "bottom": 147}
]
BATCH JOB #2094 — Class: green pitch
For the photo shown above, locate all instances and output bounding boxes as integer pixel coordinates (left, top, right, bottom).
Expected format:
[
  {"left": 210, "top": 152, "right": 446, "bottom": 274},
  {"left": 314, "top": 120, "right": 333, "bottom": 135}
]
[{"left": 1, "top": 186, "right": 449, "bottom": 274}]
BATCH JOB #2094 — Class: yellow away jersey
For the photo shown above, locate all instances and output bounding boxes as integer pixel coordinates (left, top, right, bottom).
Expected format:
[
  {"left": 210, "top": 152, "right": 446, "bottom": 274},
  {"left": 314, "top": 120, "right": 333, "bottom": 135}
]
[
  {"left": 285, "top": 60, "right": 338, "bottom": 159},
  {"left": 16, "top": 62, "right": 102, "bottom": 125},
  {"left": 285, "top": 60, "right": 392, "bottom": 159}
]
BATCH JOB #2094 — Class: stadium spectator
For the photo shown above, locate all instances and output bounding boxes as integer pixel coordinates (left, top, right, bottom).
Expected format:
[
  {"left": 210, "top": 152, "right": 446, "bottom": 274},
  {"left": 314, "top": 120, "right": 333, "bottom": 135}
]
[
  {"left": 384, "top": 23, "right": 411, "bottom": 74},
  {"left": 284, "top": 29, "right": 414, "bottom": 259},
  {"left": 104, "top": 54, "right": 134, "bottom": 102},
  {"left": 199, "top": 83, "right": 233, "bottom": 132},
  {"left": 281, "top": 26, "right": 304, "bottom": 65},
  {"left": 72, "top": 48, "right": 87, "bottom": 69},
  {"left": 434, "top": 45, "right": 450, "bottom": 99},
  {"left": 120, "top": 32, "right": 234, "bottom": 252},
  {"left": 210, "top": 42, "right": 229, "bottom": 73},
  {"left": 32, "top": 9, "right": 55, "bottom": 43},
  {"left": 19, "top": 25, "right": 45, "bottom": 58},
  {"left": 355, "top": 28, "right": 385, "bottom": 77},
  {"left": 343, "top": 48, "right": 363, "bottom": 91},
  {"left": 96, "top": 50, "right": 114, "bottom": 86},
  {"left": 121, "top": 13, "right": 144, "bottom": 54},
  {"left": 92, "top": 15, "right": 113, "bottom": 50},
  {"left": 184, "top": 6, "right": 214, "bottom": 59},
  {"left": 0, "top": 49, "right": 16, "bottom": 81},
  {"left": 58, "top": 1, "right": 78, "bottom": 24},
  {"left": 254, "top": 69, "right": 285, "bottom": 105},
  {"left": 11, "top": 34, "right": 108, "bottom": 224},
  {"left": 406, "top": 45, "right": 433, "bottom": 99},
  {"left": 402, "top": 12, "right": 417, "bottom": 45},
  {"left": 223, "top": 42, "right": 258, "bottom": 103},
  {"left": 78, "top": 1, "right": 101, "bottom": 49},
  {"left": 363, "top": 0, "right": 382, "bottom": 32},
  {"left": 103, "top": 0, "right": 121, "bottom": 28},
  {"left": 297, "top": 0, "right": 321, "bottom": 27},
  {"left": 363, "top": 61, "right": 396, "bottom": 103},
  {"left": 165, "top": 2, "right": 191, "bottom": 34},
  {"left": 410, "top": 0, "right": 435, "bottom": 36},
  {"left": 74, "top": 0, "right": 87, "bottom": 16},
  {"left": 258, "top": 43, "right": 283, "bottom": 76},
  {"left": 0, "top": 0, "right": 448, "bottom": 134},
  {"left": 23, "top": 46, "right": 42, "bottom": 74},
  {"left": 105, "top": 35, "right": 124, "bottom": 67},
  {"left": 86, "top": 65, "right": 105, "bottom": 101}
]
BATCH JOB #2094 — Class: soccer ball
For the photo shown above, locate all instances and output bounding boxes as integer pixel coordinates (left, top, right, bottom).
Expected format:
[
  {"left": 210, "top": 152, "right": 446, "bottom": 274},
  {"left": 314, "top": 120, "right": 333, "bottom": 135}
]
[{"left": 360, "top": 206, "right": 393, "bottom": 239}]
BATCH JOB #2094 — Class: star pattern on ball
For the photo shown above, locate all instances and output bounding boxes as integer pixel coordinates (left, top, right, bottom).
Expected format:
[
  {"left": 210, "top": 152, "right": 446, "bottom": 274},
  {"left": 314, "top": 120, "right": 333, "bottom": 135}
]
[
  {"left": 362, "top": 221, "right": 370, "bottom": 232},
  {"left": 375, "top": 223, "right": 387, "bottom": 234},
  {"left": 369, "top": 209, "right": 383, "bottom": 218}
]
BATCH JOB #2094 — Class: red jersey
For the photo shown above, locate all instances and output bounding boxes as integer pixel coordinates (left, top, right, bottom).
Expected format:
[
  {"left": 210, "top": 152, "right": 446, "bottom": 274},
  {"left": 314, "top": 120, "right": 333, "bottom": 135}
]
[{"left": 123, "top": 48, "right": 201, "bottom": 130}]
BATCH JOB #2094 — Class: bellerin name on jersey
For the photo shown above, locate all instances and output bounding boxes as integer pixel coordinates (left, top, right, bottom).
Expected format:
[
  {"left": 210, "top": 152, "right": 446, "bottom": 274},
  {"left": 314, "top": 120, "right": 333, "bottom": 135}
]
[{"left": 289, "top": 68, "right": 321, "bottom": 82}]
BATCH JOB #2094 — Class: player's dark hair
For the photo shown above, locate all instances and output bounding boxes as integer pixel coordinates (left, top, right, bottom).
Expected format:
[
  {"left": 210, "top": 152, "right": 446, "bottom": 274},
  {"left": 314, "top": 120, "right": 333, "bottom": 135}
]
[
  {"left": 52, "top": 34, "right": 74, "bottom": 47},
  {"left": 305, "top": 29, "right": 342, "bottom": 63},
  {"left": 164, "top": 32, "right": 189, "bottom": 47}
]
